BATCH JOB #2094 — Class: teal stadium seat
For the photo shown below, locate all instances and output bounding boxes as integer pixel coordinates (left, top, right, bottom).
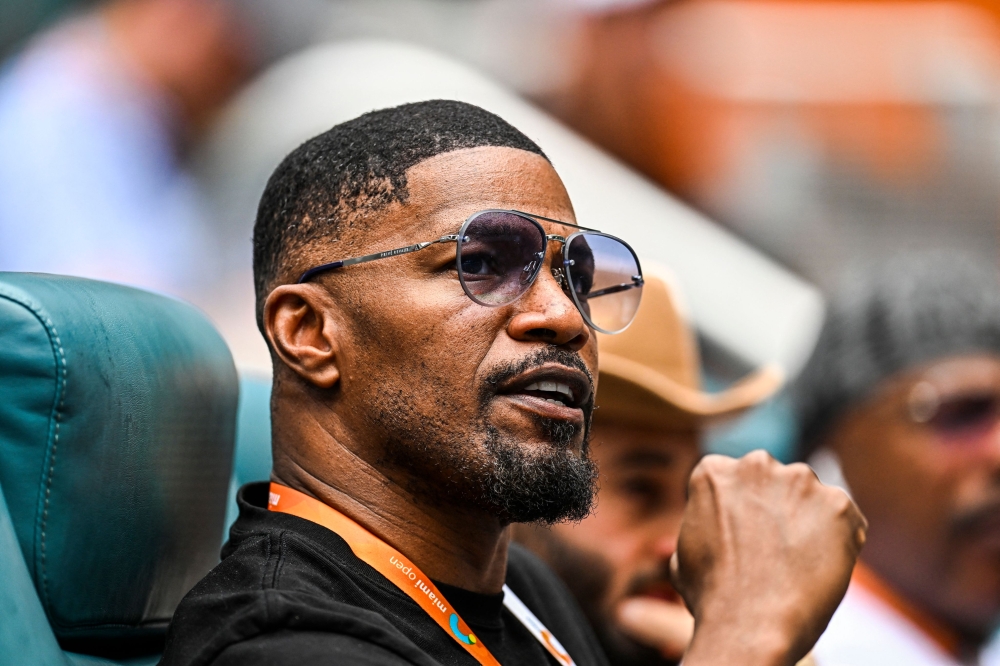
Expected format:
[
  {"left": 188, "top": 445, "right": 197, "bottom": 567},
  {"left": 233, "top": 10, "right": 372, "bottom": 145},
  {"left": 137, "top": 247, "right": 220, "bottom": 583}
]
[
  {"left": 227, "top": 373, "right": 273, "bottom": 528},
  {"left": 0, "top": 274, "right": 239, "bottom": 666}
]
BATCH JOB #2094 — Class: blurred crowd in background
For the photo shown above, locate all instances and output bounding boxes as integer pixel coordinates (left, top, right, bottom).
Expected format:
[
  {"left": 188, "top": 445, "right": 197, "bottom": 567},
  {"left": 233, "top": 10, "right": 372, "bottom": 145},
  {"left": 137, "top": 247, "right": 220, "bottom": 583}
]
[
  {"left": 3, "top": 0, "right": 1000, "bottom": 665},
  {"left": 6, "top": 0, "right": 1000, "bottom": 456}
]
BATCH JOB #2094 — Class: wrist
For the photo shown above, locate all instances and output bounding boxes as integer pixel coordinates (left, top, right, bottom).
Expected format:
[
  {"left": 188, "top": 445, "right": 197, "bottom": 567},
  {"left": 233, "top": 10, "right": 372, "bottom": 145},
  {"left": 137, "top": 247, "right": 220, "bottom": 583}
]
[{"left": 682, "top": 622, "right": 796, "bottom": 666}]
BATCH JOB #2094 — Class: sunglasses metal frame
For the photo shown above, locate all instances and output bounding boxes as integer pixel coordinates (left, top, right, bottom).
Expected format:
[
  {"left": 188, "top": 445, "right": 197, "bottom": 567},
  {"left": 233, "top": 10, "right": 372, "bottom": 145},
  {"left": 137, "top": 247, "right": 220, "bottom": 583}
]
[{"left": 296, "top": 208, "right": 644, "bottom": 334}]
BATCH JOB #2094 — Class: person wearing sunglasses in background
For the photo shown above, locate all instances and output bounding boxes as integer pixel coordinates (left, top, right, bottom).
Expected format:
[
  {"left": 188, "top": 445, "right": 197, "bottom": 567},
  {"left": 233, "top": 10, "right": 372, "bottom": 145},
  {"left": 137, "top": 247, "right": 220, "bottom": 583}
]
[
  {"left": 795, "top": 252, "right": 1000, "bottom": 666},
  {"left": 515, "top": 269, "right": 784, "bottom": 666},
  {"left": 161, "top": 100, "right": 866, "bottom": 666}
]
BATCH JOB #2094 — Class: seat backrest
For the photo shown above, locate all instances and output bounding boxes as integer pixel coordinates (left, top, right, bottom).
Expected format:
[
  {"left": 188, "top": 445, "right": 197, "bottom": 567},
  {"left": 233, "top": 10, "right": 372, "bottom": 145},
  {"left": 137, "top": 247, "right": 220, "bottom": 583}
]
[
  {"left": 0, "top": 273, "right": 238, "bottom": 661},
  {"left": 233, "top": 373, "right": 273, "bottom": 490},
  {"left": 223, "top": 373, "right": 273, "bottom": 531}
]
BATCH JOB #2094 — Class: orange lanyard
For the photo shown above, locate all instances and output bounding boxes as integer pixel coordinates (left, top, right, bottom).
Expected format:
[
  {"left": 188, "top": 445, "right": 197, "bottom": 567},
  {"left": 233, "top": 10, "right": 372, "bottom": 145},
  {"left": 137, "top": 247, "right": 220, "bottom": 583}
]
[{"left": 268, "top": 483, "right": 575, "bottom": 666}]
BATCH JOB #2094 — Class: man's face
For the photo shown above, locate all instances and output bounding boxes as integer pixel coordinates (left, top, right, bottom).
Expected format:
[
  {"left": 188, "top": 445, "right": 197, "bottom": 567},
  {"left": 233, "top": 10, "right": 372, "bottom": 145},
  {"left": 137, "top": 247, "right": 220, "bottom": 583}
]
[
  {"left": 309, "top": 146, "right": 599, "bottom": 524},
  {"left": 832, "top": 354, "right": 1000, "bottom": 639},
  {"left": 518, "top": 418, "right": 700, "bottom": 665}
]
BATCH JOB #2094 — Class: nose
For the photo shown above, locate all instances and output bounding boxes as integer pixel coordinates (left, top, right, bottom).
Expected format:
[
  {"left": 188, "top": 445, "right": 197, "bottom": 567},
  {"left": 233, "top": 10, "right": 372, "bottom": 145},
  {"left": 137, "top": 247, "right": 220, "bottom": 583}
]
[{"left": 506, "top": 253, "right": 590, "bottom": 350}]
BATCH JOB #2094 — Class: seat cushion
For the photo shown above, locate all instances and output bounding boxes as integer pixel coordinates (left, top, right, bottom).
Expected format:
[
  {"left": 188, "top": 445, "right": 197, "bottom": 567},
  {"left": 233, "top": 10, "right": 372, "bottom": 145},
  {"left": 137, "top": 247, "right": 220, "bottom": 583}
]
[{"left": 0, "top": 273, "right": 238, "bottom": 642}]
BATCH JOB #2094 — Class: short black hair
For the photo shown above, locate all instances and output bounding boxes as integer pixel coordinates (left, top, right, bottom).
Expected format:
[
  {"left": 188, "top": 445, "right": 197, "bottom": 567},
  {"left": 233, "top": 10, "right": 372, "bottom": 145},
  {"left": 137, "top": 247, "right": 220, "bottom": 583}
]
[
  {"left": 252, "top": 99, "right": 548, "bottom": 329},
  {"left": 793, "top": 250, "right": 1000, "bottom": 460}
]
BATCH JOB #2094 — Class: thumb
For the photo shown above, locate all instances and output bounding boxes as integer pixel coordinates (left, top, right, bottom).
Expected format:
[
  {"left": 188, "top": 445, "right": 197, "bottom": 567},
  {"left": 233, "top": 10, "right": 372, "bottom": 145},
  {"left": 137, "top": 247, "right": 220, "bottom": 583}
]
[{"left": 616, "top": 597, "right": 694, "bottom": 660}]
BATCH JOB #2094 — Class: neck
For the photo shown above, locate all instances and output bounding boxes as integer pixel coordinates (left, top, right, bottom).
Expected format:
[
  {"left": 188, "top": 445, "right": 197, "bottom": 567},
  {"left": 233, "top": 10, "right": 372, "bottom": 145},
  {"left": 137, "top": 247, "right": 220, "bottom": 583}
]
[{"left": 271, "top": 405, "right": 510, "bottom": 594}]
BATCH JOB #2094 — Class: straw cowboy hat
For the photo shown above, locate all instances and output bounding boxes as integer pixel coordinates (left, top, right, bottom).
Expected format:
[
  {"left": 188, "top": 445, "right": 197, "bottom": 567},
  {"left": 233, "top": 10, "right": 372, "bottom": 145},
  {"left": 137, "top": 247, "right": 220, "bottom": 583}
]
[{"left": 595, "top": 266, "right": 784, "bottom": 428}]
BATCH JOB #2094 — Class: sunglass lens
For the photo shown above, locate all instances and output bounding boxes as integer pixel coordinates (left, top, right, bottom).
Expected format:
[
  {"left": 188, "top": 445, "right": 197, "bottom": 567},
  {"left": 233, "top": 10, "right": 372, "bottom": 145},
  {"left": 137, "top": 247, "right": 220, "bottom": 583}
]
[
  {"left": 458, "top": 212, "right": 547, "bottom": 306},
  {"left": 566, "top": 233, "right": 643, "bottom": 334},
  {"left": 928, "top": 394, "right": 1000, "bottom": 438}
]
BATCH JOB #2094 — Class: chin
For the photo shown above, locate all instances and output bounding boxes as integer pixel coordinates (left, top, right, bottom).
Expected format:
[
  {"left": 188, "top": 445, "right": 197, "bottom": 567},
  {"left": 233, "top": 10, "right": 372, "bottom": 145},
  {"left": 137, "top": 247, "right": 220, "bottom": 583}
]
[
  {"left": 465, "top": 423, "right": 598, "bottom": 525},
  {"left": 940, "top": 559, "right": 1000, "bottom": 640}
]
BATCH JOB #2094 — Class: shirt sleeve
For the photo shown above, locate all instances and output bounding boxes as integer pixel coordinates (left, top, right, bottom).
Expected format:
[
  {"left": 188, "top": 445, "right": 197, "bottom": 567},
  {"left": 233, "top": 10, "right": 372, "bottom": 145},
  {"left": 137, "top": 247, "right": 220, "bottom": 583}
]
[{"left": 211, "top": 631, "right": 420, "bottom": 666}]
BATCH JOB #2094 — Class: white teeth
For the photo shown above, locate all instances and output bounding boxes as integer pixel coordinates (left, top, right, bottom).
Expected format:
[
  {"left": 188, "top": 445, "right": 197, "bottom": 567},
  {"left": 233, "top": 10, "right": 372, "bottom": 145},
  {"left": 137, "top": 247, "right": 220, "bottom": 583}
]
[{"left": 523, "top": 381, "right": 575, "bottom": 401}]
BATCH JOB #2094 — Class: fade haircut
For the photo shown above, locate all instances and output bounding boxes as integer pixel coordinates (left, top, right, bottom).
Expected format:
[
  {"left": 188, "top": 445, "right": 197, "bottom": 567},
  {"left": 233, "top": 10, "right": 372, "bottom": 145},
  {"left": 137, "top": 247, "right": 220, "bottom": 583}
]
[{"left": 252, "top": 99, "right": 549, "bottom": 330}]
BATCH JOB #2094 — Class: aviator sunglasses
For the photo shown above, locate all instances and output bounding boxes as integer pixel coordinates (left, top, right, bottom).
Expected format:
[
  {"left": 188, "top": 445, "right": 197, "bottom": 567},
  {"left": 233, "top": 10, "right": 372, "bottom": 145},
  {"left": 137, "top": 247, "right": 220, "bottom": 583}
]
[
  {"left": 908, "top": 380, "right": 1000, "bottom": 443},
  {"left": 298, "top": 209, "right": 644, "bottom": 334}
]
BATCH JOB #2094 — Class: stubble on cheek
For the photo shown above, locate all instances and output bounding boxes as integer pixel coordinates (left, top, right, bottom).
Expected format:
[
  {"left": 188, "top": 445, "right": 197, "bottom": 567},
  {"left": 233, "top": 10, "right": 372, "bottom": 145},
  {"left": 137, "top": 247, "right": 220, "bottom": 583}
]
[{"left": 341, "top": 283, "right": 598, "bottom": 522}]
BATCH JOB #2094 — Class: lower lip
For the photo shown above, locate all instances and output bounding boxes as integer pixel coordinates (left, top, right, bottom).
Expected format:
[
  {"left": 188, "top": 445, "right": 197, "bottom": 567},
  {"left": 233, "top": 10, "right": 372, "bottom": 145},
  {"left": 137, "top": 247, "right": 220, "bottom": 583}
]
[{"left": 500, "top": 393, "right": 585, "bottom": 425}]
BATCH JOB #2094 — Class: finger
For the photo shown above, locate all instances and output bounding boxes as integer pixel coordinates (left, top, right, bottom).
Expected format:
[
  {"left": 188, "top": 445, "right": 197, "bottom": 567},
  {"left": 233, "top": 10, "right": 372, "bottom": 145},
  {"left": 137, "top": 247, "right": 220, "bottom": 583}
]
[{"left": 616, "top": 598, "right": 694, "bottom": 660}]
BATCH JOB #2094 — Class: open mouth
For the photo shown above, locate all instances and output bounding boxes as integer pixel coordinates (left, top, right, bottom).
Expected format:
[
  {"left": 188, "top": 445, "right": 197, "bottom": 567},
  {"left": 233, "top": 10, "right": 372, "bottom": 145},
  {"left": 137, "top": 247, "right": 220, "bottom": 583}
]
[
  {"left": 496, "top": 364, "right": 593, "bottom": 414},
  {"left": 522, "top": 380, "right": 577, "bottom": 407}
]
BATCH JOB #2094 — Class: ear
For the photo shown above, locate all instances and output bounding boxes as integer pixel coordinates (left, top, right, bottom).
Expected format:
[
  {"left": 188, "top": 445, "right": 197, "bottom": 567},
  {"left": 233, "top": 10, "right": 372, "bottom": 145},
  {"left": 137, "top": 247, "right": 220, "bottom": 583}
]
[{"left": 263, "top": 284, "right": 341, "bottom": 388}]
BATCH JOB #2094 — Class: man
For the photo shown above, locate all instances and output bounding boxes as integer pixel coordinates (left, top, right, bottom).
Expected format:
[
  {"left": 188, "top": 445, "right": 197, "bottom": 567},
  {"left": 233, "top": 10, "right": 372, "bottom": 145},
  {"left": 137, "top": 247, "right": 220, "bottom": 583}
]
[
  {"left": 161, "top": 99, "right": 866, "bottom": 666},
  {"left": 516, "top": 269, "right": 785, "bottom": 665},
  {"left": 795, "top": 252, "right": 1000, "bottom": 665}
]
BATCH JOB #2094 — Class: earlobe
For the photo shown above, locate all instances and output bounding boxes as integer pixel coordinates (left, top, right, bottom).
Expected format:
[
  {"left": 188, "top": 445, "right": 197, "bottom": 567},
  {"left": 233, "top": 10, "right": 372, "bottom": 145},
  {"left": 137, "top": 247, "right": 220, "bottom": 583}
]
[{"left": 263, "top": 284, "right": 342, "bottom": 389}]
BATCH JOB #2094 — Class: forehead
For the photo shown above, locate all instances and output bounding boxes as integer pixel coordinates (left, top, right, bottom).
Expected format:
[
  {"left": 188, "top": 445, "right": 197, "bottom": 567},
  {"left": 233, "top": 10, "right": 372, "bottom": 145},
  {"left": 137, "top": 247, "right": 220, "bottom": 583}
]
[
  {"left": 877, "top": 353, "right": 1000, "bottom": 403},
  {"left": 917, "top": 354, "right": 1000, "bottom": 387},
  {"left": 386, "top": 146, "right": 575, "bottom": 236}
]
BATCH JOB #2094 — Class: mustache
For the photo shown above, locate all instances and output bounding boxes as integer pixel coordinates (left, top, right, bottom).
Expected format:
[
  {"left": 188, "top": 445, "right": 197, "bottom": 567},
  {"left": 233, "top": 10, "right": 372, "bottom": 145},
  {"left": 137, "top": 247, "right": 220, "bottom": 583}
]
[
  {"left": 480, "top": 347, "right": 595, "bottom": 398},
  {"left": 950, "top": 494, "right": 1000, "bottom": 537},
  {"left": 479, "top": 347, "right": 597, "bottom": 433}
]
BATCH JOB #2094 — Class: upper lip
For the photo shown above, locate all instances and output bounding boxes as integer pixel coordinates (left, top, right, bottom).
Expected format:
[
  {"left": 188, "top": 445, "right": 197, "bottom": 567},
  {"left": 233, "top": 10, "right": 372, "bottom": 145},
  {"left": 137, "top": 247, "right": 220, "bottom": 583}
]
[{"left": 496, "top": 363, "right": 593, "bottom": 410}]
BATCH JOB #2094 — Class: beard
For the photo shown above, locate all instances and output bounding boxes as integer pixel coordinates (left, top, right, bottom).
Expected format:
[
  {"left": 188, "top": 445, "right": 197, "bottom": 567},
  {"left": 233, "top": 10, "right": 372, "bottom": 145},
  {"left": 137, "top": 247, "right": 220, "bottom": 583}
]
[
  {"left": 370, "top": 348, "right": 599, "bottom": 525},
  {"left": 526, "top": 529, "right": 680, "bottom": 666}
]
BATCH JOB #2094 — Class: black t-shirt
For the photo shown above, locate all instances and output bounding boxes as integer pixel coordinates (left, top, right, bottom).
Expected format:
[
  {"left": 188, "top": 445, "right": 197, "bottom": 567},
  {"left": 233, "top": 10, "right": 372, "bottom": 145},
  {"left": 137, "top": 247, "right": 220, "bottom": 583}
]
[{"left": 160, "top": 483, "right": 610, "bottom": 666}]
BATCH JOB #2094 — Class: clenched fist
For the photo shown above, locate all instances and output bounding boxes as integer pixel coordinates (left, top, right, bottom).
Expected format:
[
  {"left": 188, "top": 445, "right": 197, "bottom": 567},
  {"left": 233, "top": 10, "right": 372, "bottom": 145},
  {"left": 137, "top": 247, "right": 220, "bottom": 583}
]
[{"left": 671, "top": 451, "right": 867, "bottom": 666}]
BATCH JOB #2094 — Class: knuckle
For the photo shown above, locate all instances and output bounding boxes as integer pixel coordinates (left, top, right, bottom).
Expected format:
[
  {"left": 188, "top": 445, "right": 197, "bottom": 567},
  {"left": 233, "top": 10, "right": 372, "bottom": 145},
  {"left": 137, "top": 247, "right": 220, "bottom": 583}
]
[
  {"left": 835, "top": 494, "right": 855, "bottom": 516},
  {"left": 786, "top": 462, "right": 818, "bottom": 485},
  {"left": 738, "top": 449, "right": 775, "bottom": 475},
  {"left": 743, "top": 449, "right": 773, "bottom": 466},
  {"left": 846, "top": 497, "right": 868, "bottom": 527},
  {"left": 688, "top": 462, "right": 712, "bottom": 486},
  {"left": 822, "top": 486, "right": 860, "bottom": 519},
  {"left": 695, "top": 454, "right": 731, "bottom": 477},
  {"left": 785, "top": 461, "right": 813, "bottom": 477}
]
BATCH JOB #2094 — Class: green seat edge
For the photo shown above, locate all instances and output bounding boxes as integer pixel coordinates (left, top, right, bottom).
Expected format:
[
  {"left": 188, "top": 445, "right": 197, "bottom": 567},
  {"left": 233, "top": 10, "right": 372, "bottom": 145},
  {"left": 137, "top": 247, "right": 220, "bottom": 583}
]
[{"left": 0, "top": 478, "right": 69, "bottom": 666}]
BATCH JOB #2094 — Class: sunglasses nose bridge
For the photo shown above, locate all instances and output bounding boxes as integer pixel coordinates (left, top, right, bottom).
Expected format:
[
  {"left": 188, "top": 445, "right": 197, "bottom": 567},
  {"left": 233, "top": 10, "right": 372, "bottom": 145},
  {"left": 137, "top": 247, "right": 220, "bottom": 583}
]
[
  {"left": 542, "top": 235, "right": 575, "bottom": 292},
  {"left": 518, "top": 238, "right": 555, "bottom": 279},
  {"left": 521, "top": 238, "right": 579, "bottom": 302}
]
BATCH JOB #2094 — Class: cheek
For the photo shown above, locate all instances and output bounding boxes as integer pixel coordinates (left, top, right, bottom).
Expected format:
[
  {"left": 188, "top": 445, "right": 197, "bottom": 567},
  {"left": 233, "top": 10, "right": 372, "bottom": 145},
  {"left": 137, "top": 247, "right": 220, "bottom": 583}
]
[
  {"left": 846, "top": 432, "right": 957, "bottom": 539},
  {"left": 549, "top": 518, "right": 639, "bottom": 611},
  {"left": 557, "top": 505, "right": 643, "bottom": 574},
  {"left": 343, "top": 280, "right": 505, "bottom": 405}
]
